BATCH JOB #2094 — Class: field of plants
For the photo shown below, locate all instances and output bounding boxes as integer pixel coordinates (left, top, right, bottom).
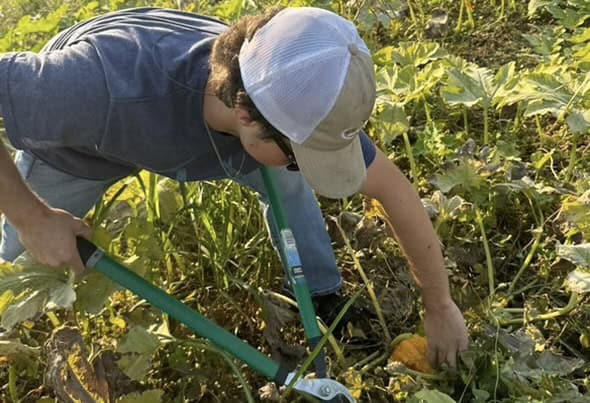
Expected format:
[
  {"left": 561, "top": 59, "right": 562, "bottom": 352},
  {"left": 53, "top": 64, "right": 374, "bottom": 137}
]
[{"left": 0, "top": 0, "right": 589, "bottom": 401}]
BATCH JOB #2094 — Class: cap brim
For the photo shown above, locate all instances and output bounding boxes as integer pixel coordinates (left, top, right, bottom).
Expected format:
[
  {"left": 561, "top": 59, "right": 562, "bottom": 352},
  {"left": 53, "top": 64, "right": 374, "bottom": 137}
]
[{"left": 290, "top": 135, "right": 366, "bottom": 199}]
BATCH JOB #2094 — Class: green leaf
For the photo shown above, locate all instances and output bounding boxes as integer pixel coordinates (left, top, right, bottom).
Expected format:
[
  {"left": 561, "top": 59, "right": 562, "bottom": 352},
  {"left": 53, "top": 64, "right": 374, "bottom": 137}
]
[
  {"left": 375, "top": 102, "right": 409, "bottom": 142},
  {"left": 390, "top": 42, "right": 448, "bottom": 67},
  {"left": 441, "top": 63, "right": 516, "bottom": 110},
  {"left": 117, "top": 326, "right": 161, "bottom": 355},
  {"left": 557, "top": 243, "right": 590, "bottom": 267},
  {"left": 408, "top": 389, "right": 457, "bottom": 403},
  {"left": 156, "top": 178, "right": 182, "bottom": 224},
  {"left": 47, "top": 282, "right": 76, "bottom": 310},
  {"left": 535, "top": 350, "right": 584, "bottom": 376},
  {"left": 546, "top": 5, "right": 589, "bottom": 29},
  {"left": 14, "top": 5, "right": 68, "bottom": 35},
  {"left": 0, "top": 255, "right": 68, "bottom": 296},
  {"left": 561, "top": 191, "right": 590, "bottom": 239},
  {"left": 429, "top": 191, "right": 469, "bottom": 220},
  {"left": 213, "top": 0, "right": 243, "bottom": 21},
  {"left": 573, "top": 42, "right": 590, "bottom": 67},
  {"left": 570, "top": 27, "right": 590, "bottom": 44},
  {"left": 565, "top": 268, "right": 590, "bottom": 294},
  {"left": 520, "top": 73, "right": 573, "bottom": 117},
  {"left": 75, "top": 271, "right": 119, "bottom": 314},
  {"left": 1, "top": 291, "right": 45, "bottom": 330},
  {"left": 566, "top": 109, "right": 590, "bottom": 133},
  {"left": 528, "top": 0, "right": 555, "bottom": 17},
  {"left": 0, "top": 339, "right": 40, "bottom": 361},
  {"left": 441, "top": 72, "right": 484, "bottom": 107},
  {"left": 118, "top": 389, "right": 164, "bottom": 403},
  {"left": 0, "top": 290, "right": 15, "bottom": 315},
  {"left": 513, "top": 350, "right": 585, "bottom": 380},
  {"left": 523, "top": 26, "right": 564, "bottom": 56},
  {"left": 434, "top": 161, "right": 485, "bottom": 194},
  {"left": 117, "top": 353, "right": 152, "bottom": 381},
  {"left": 373, "top": 46, "right": 393, "bottom": 66}
]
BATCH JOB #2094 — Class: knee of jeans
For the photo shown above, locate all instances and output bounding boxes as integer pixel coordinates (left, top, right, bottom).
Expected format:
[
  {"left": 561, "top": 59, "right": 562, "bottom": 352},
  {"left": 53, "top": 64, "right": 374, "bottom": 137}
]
[
  {"left": 0, "top": 225, "right": 25, "bottom": 262},
  {"left": 0, "top": 240, "right": 24, "bottom": 262}
]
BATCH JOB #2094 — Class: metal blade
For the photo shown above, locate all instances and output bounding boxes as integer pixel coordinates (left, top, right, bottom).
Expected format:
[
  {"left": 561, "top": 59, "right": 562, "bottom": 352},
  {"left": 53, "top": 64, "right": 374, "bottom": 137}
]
[{"left": 285, "top": 373, "right": 356, "bottom": 402}]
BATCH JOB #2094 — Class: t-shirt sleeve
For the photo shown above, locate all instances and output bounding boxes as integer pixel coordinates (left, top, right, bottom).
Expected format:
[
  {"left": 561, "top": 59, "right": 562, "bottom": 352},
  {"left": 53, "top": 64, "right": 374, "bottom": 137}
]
[
  {"left": 0, "top": 41, "right": 109, "bottom": 151},
  {"left": 359, "top": 130, "right": 376, "bottom": 168}
]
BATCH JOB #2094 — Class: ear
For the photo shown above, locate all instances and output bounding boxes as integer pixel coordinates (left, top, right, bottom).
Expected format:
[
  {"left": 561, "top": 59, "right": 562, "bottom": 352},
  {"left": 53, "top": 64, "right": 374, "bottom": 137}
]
[{"left": 233, "top": 108, "right": 257, "bottom": 127}]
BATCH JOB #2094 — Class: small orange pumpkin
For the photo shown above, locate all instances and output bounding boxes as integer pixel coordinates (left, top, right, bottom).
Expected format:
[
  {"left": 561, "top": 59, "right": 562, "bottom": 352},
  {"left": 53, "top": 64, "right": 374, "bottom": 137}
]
[{"left": 389, "top": 335, "right": 433, "bottom": 374}]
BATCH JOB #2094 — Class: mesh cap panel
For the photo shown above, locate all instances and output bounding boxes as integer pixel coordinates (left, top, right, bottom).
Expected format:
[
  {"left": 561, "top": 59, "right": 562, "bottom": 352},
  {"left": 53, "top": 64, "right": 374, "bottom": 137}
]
[{"left": 239, "top": 7, "right": 370, "bottom": 144}]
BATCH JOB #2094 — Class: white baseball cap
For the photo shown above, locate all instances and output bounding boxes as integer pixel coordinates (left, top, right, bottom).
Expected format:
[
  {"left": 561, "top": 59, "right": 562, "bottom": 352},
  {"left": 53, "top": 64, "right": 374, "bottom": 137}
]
[{"left": 239, "top": 7, "right": 376, "bottom": 198}]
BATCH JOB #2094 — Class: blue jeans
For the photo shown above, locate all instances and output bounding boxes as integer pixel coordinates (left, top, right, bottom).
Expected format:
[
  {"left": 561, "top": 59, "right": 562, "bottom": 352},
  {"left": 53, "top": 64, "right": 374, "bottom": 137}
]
[{"left": 0, "top": 151, "right": 341, "bottom": 296}]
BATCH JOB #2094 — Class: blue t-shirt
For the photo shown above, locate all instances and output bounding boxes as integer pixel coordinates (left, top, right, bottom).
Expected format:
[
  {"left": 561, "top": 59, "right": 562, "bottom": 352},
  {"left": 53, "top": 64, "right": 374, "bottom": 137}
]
[{"left": 0, "top": 7, "right": 375, "bottom": 182}]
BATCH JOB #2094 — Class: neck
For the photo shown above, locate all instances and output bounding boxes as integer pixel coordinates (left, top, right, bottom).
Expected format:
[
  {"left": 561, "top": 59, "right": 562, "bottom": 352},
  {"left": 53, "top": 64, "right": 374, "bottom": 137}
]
[{"left": 203, "top": 80, "right": 240, "bottom": 136}]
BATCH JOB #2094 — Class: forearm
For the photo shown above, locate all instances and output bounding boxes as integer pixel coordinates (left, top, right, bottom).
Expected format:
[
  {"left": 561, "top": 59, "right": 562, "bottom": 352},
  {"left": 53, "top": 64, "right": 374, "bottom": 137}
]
[
  {"left": 361, "top": 150, "right": 451, "bottom": 308},
  {"left": 0, "top": 141, "right": 46, "bottom": 228},
  {"left": 380, "top": 172, "right": 451, "bottom": 308},
  {"left": 361, "top": 149, "right": 468, "bottom": 366}
]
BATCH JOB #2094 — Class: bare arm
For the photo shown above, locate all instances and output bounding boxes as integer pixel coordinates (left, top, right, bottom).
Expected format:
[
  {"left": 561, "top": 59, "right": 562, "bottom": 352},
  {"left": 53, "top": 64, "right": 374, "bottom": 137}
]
[
  {"left": 0, "top": 140, "right": 47, "bottom": 226},
  {"left": 360, "top": 148, "right": 468, "bottom": 367},
  {"left": 0, "top": 140, "right": 88, "bottom": 273}
]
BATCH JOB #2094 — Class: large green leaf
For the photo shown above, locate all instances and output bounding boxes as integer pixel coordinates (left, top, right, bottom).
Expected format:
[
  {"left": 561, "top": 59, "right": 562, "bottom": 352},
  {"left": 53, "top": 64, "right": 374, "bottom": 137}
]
[
  {"left": 513, "top": 350, "right": 585, "bottom": 380},
  {"left": 565, "top": 109, "right": 590, "bottom": 133},
  {"left": 546, "top": 5, "right": 589, "bottom": 29},
  {"left": 434, "top": 161, "right": 486, "bottom": 194},
  {"left": 573, "top": 42, "right": 590, "bottom": 69},
  {"left": 557, "top": 243, "right": 590, "bottom": 267},
  {"left": 117, "top": 353, "right": 152, "bottom": 382},
  {"left": 441, "top": 68, "right": 486, "bottom": 107},
  {"left": 561, "top": 191, "right": 590, "bottom": 239},
  {"left": 523, "top": 26, "right": 565, "bottom": 56},
  {"left": 441, "top": 62, "right": 516, "bottom": 109},
  {"left": 390, "top": 42, "right": 448, "bottom": 67},
  {"left": 117, "top": 326, "right": 161, "bottom": 355},
  {"left": 1, "top": 291, "right": 46, "bottom": 330},
  {"left": 520, "top": 74, "right": 571, "bottom": 116},
  {"left": 374, "top": 101, "right": 409, "bottom": 142},
  {"left": 74, "top": 271, "right": 119, "bottom": 314},
  {"left": 46, "top": 282, "right": 76, "bottom": 310},
  {"left": 528, "top": 0, "right": 557, "bottom": 17},
  {"left": 565, "top": 268, "right": 590, "bottom": 294},
  {"left": 0, "top": 256, "right": 68, "bottom": 296}
]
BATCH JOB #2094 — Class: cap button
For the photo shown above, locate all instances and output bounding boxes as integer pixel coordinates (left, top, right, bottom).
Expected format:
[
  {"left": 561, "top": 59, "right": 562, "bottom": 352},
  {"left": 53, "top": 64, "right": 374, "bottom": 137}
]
[{"left": 348, "top": 43, "right": 360, "bottom": 56}]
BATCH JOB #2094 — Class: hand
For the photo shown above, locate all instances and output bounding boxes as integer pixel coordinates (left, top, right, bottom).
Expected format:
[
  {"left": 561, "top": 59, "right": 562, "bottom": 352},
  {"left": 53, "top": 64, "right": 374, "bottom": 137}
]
[
  {"left": 424, "top": 298, "right": 469, "bottom": 369},
  {"left": 14, "top": 206, "right": 91, "bottom": 275}
]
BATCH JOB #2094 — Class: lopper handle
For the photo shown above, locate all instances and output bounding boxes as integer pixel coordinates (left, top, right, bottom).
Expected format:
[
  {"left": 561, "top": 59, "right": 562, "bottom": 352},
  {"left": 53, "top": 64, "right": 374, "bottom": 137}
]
[{"left": 76, "top": 237, "right": 290, "bottom": 385}]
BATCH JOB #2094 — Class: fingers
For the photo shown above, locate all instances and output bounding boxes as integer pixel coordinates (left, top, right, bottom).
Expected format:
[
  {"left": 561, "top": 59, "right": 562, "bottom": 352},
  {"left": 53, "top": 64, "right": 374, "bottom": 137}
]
[
  {"left": 429, "top": 342, "right": 464, "bottom": 369},
  {"left": 445, "top": 348, "right": 457, "bottom": 368},
  {"left": 427, "top": 343, "right": 438, "bottom": 368},
  {"left": 73, "top": 217, "right": 92, "bottom": 239},
  {"left": 67, "top": 258, "right": 86, "bottom": 277}
]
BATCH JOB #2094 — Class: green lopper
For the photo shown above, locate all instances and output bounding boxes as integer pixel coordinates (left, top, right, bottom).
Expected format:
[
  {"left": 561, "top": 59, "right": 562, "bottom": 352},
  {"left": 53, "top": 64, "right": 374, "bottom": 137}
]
[{"left": 76, "top": 166, "right": 355, "bottom": 403}]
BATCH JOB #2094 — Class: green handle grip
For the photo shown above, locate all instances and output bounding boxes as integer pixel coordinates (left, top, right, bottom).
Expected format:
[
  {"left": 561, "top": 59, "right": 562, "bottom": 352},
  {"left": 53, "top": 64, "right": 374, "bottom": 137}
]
[{"left": 259, "top": 167, "right": 327, "bottom": 377}]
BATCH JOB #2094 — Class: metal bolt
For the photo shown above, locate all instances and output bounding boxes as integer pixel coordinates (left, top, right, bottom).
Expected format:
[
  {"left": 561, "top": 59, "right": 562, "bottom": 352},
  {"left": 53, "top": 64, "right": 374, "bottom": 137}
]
[{"left": 319, "top": 385, "right": 332, "bottom": 397}]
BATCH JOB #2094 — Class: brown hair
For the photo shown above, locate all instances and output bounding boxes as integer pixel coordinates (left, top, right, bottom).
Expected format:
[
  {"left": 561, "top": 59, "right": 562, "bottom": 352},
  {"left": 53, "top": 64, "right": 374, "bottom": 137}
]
[{"left": 209, "top": 8, "right": 284, "bottom": 139}]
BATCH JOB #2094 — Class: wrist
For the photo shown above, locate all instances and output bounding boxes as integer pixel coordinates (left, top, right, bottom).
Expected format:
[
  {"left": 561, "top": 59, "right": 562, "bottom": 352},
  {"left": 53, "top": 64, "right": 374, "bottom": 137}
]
[
  {"left": 9, "top": 198, "right": 50, "bottom": 230},
  {"left": 421, "top": 287, "right": 453, "bottom": 312}
]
